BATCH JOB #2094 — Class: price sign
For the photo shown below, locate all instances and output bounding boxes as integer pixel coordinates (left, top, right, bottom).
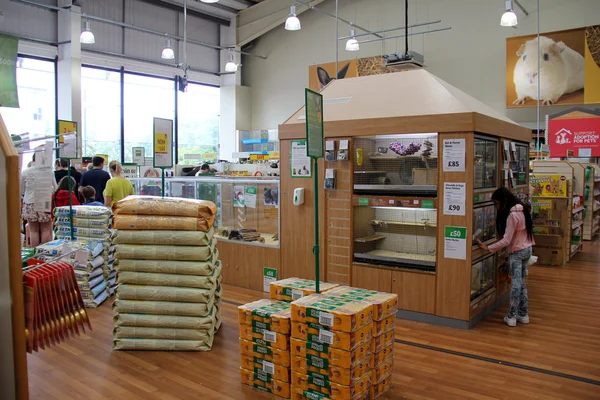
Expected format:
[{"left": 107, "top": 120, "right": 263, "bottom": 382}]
[
  {"left": 444, "top": 226, "right": 467, "bottom": 260},
  {"left": 443, "top": 182, "right": 466, "bottom": 216},
  {"left": 443, "top": 139, "right": 465, "bottom": 172},
  {"left": 153, "top": 117, "right": 173, "bottom": 168}
]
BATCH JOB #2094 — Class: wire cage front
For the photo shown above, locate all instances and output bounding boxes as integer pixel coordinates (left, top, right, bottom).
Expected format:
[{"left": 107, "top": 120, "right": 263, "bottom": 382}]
[
  {"left": 354, "top": 134, "right": 438, "bottom": 197},
  {"left": 353, "top": 206, "right": 437, "bottom": 271}
]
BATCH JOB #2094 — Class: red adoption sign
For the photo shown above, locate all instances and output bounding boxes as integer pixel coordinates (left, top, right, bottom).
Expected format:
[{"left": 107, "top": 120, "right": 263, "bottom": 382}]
[{"left": 549, "top": 116, "right": 600, "bottom": 158}]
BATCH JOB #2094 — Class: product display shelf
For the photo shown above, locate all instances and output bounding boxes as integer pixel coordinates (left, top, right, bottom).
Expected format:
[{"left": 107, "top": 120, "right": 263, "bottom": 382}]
[
  {"left": 581, "top": 163, "right": 599, "bottom": 240},
  {"left": 530, "top": 161, "right": 577, "bottom": 265}
]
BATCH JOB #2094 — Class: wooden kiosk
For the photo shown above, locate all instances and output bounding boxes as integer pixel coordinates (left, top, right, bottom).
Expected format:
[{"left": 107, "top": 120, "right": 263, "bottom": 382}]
[{"left": 278, "top": 70, "right": 531, "bottom": 328}]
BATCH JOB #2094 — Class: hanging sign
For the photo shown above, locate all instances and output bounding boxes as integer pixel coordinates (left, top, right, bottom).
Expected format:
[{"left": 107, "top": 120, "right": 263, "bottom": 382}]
[
  {"left": 58, "top": 120, "right": 77, "bottom": 144},
  {"left": 133, "top": 147, "right": 145, "bottom": 166},
  {"left": 548, "top": 109, "right": 600, "bottom": 157},
  {"left": 153, "top": 117, "right": 173, "bottom": 168},
  {"left": 60, "top": 133, "right": 78, "bottom": 159},
  {"left": 0, "top": 34, "right": 19, "bottom": 108},
  {"left": 443, "top": 182, "right": 466, "bottom": 216},
  {"left": 233, "top": 185, "right": 245, "bottom": 207},
  {"left": 34, "top": 141, "right": 55, "bottom": 212},
  {"left": 530, "top": 174, "right": 567, "bottom": 197},
  {"left": 305, "top": 89, "right": 324, "bottom": 159},
  {"left": 291, "top": 140, "right": 312, "bottom": 178},
  {"left": 122, "top": 163, "right": 138, "bottom": 179},
  {"left": 443, "top": 139, "right": 466, "bottom": 172},
  {"left": 444, "top": 226, "right": 467, "bottom": 260}
]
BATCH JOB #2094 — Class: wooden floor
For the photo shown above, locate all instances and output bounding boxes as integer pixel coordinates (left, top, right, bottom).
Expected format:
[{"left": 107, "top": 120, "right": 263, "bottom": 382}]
[{"left": 27, "top": 245, "right": 600, "bottom": 400}]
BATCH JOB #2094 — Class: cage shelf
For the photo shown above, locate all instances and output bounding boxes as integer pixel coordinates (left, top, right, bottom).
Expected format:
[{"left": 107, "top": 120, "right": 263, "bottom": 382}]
[
  {"left": 572, "top": 220, "right": 584, "bottom": 229},
  {"left": 354, "top": 249, "right": 436, "bottom": 269},
  {"left": 573, "top": 206, "right": 585, "bottom": 214},
  {"left": 354, "top": 235, "right": 387, "bottom": 243},
  {"left": 369, "top": 219, "right": 436, "bottom": 228}
]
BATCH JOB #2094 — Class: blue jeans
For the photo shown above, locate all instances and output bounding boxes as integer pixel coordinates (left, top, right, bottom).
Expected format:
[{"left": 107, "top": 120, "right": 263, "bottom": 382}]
[{"left": 507, "top": 247, "right": 532, "bottom": 319}]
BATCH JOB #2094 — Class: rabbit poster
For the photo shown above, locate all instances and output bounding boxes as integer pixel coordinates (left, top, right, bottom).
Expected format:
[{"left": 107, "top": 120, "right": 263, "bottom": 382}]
[
  {"left": 308, "top": 56, "right": 396, "bottom": 92},
  {"left": 506, "top": 26, "right": 600, "bottom": 108}
]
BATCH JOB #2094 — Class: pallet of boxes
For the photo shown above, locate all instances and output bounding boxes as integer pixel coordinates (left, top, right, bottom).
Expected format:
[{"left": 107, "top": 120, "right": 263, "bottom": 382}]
[
  {"left": 238, "top": 278, "right": 397, "bottom": 399},
  {"left": 110, "top": 196, "right": 222, "bottom": 351},
  {"left": 49, "top": 205, "right": 114, "bottom": 307}
]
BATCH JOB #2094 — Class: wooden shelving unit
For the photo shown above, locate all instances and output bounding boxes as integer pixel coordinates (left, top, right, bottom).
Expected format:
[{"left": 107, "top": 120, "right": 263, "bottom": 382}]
[{"left": 582, "top": 163, "right": 600, "bottom": 240}]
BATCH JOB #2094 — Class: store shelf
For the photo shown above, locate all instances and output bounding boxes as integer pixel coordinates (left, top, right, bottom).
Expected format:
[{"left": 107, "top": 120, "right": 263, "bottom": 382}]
[
  {"left": 573, "top": 206, "right": 585, "bottom": 214},
  {"left": 368, "top": 156, "right": 437, "bottom": 161},
  {"left": 595, "top": 178, "right": 600, "bottom": 182},
  {"left": 572, "top": 220, "right": 584, "bottom": 230},
  {"left": 594, "top": 226, "right": 600, "bottom": 234},
  {"left": 571, "top": 243, "right": 583, "bottom": 257},
  {"left": 354, "top": 171, "right": 388, "bottom": 174},
  {"left": 369, "top": 219, "right": 436, "bottom": 228},
  {"left": 354, "top": 235, "right": 387, "bottom": 243}
]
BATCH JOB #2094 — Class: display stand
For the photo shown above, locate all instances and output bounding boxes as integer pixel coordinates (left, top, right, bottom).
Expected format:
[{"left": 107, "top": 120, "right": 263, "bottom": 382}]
[
  {"left": 582, "top": 163, "right": 600, "bottom": 240},
  {"left": 0, "top": 116, "right": 28, "bottom": 399},
  {"left": 530, "top": 161, "right": 580, "bottom": 264},
  {"left": 278, "top": 70, "right": 531, "bottom": 329}
]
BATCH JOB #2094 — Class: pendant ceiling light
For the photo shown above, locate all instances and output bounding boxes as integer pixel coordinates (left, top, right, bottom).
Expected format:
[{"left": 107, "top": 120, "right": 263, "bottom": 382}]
[
  {"left": 161, "top": 38, "right": 175, "bottom": 60},
  {"left": 285, "top": 5, "right": 301, "bottom": 31},
  {"left": 500, "top": 0, "right": 518, "bottom": 27},
  {"left": 224, "top": 54, "right": 238, "bottom": 72},
  {"left": 346, "top": 30, "right": 359, "bottom": 51},
  {"left": 200, "top": 0, "right": 219, "bottom": 3},
  {"left": 79, "top": 21, "right": 95, "bottom": 44}
]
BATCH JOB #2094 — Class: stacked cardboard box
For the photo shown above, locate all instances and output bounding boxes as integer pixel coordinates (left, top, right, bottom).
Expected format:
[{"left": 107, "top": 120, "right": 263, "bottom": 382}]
[
  {"left": 289, "top": 294, "right": 374, "bottom": 400},
  {"left": 270, "top": 278, "right": 339, "bottom": 302},
  {"left": 238, "top": 299, "right": 292, "bottom": 398},
  {"left": 326, "top": 287, "right": 398, "bottom": 398}
]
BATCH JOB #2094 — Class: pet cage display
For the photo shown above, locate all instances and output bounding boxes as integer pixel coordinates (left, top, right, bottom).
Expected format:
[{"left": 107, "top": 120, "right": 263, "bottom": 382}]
[
  {"left": 471, "top": 254, "right": 495, "bottom": 301},
  {"left": 472, "top": 203, "right": 496, "bottom": 249},
  {"left": 353, "top": 134, "right": 438, "bottom": 197},
  {"left": 353, "top": 205, "right": 437, "bottom": 271},
  {"left": 474, "top": 136, "right": 498, "bottom": 190},
  {"left": 512, "top": 143, "right": 529, "bottom": 186},
  {"left": 129, "top": 176, "right": 280, "bottom": 248}
]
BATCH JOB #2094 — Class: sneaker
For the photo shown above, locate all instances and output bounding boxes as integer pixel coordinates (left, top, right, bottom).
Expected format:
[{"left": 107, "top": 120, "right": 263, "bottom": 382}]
[
  {"left": 504, "top": 316, "right": 516, "bottom": 327},
  {"left": 516, "top": 315, "right": 530, "bottom": 324}
]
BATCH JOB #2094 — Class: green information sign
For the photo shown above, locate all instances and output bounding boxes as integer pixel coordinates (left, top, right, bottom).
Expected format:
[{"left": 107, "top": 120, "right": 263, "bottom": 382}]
[
  {"left": 305, "top": 89, "right": 324, "bottom": 159},
  {"left": 263, "top": 267, "right": 277, "bottom": 292},
  {"left": 421, "top": 200, "right": 435, "bottom": 209},
  {"left": 444, "top": 226, "right": 467, "bottom": 260},
  {"left": 358, "top": 198, "right": 369, "bottom": 206}
]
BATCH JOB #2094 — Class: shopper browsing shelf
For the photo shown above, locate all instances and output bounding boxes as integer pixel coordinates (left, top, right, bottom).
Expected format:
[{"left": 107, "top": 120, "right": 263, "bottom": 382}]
[
  {"left": 52, "top": 176, "right": 80, "bottom": 213},
  {"left": 21, "top": 153, "right": 57, "bottom": 247},
  {"left": 104, "top": 160, "right": 134, "bottom": 207},
  {"left": 80, "top": 156, "right": 111, "bottom": 204},
  {"left": 479, "top": 187, "right": 535, "bottom": 327},
  {"left": 82, "top": 186, "right": 105, "bottom": 207}
]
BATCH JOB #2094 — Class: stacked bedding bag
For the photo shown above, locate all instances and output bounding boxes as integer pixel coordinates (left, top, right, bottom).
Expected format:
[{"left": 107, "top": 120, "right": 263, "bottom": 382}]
[{"left": 110, "top": 196, "right": 222, "bottom": 351}]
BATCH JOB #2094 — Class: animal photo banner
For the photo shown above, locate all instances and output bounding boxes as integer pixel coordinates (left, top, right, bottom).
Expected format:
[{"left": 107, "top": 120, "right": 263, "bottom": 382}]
[
  {"left": 506, "top": 25, "right": 600, "bottom": 108},
  {"left": 308, "top": 56, "right": 396, "bottom": 92},
  {"left": 0, "top": 33, "right": 19, "bottom": 108}
]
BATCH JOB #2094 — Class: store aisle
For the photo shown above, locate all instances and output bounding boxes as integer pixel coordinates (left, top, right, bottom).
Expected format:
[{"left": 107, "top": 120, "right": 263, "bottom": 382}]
[{"left": 28, "top": 245, "right": 600, "bottom": 400}]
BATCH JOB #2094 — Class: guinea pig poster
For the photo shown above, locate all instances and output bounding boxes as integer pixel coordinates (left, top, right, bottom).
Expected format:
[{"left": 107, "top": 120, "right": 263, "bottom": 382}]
[{"left": 506, "top": 26, "right": 600, "bottom": 108}]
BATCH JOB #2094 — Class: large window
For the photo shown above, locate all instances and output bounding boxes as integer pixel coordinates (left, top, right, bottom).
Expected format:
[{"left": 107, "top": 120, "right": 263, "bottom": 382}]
[
  {"left": 123, "top": 74, "right": 175, "bottom": 163},
  {"left": 0, "top": 57, "right": 55, "bottom": 168},
  {"left": 81, "top": 67, "right": 121, "bottom": 162},
  {"left": 178, "top": 83, "right": 220, "bottom": 162}
]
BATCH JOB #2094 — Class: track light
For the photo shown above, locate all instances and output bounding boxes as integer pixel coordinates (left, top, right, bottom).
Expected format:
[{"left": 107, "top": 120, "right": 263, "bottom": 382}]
[
  {"left": 501, "top": 1, "right": 518, "bottom": 27},
  {"left": 285, "top": 6, "right": 301, "bottom": 31},
  {"left": 161, "top": 38, "right": 175, "bottom": 60},
  {"left": 346, "top": 30, "right": 359, "bottom": 51},
  {"left": 80, "top": 21, "right": 95, "bottom": 44},
  {"left": 224, "top": 54, "right": 238, "bottom": 72}
]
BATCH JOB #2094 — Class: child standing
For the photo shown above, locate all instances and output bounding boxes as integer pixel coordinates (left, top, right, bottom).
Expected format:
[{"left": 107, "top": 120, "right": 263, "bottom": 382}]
[
  {"left": 479, "top": 187, "right": 535, "bottom": 327},
  {"left": 82, "top": 186, "right": 105, "bottom": 206},
  {"left": 52, "top": 176, "right": 80, "bottom": 213}
]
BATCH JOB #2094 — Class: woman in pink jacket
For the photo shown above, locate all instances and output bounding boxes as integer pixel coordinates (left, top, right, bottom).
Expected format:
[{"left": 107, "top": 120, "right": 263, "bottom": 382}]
[{"left": 479, "top": 188, "right": 535, "bottom": 327}]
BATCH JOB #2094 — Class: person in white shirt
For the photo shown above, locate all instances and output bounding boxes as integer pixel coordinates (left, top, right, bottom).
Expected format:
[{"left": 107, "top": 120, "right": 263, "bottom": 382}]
[{"left": 21, "top": 154, "right": 57, "bottom": 247}]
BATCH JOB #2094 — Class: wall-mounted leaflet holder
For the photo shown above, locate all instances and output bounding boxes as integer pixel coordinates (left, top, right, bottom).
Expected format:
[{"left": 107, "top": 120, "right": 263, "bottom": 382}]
[
  {"left": 503, "top": 140, "right": 512, "bottom": 161},
  {"left": 338, "top": 140, "right": 349, "bottom": 161},
  {"left": 510, "top": 142, "right": 517, "bottom": 161},
  {"left": 325, "top": 168, "right": 336, "bottom": 190},
  {"left": 325, "top": 140, "right": 336, "bottom": 162}
]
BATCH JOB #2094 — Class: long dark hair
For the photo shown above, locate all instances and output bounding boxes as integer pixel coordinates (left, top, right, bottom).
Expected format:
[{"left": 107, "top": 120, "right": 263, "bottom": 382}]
[{"left": 491, "top": 187, "right": 533, "bottom": 241}]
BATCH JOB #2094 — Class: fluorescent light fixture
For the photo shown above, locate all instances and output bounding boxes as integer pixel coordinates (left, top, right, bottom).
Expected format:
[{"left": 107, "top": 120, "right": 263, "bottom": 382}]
[
  {"left": 224, "top": 54, "right": 238, "bottom": 72},
  {"left": 501, "top": 1, "right": 518, "bottom": 27},
  {"left": 161, "top": 38, "right": 175, "bottom": 60},
  {"left": 346, "top": 29, "right": 359, "bottom": 51},
  {"left": 80, "top": 21, "right": 95, "bottom": 44},
  {"left": 285, "top": 6, "right": 301, "bottom": 31}
]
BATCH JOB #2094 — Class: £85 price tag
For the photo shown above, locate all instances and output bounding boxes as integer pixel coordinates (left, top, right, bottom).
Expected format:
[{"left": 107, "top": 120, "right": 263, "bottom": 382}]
[{"left": 447, "top": 161, "right": 460, "bottom": 168}]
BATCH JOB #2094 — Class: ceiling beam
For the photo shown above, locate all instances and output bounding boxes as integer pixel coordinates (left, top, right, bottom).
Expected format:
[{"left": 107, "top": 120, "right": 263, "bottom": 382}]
[
  {"left": 237, "top": 0, "right": 326, "bottom": 47},
  {"left": 136, "top": 0, "right": 231, "bottom": 25},
  {"left": 190, "top": 0, "right": 239, "bottom": 14}
]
